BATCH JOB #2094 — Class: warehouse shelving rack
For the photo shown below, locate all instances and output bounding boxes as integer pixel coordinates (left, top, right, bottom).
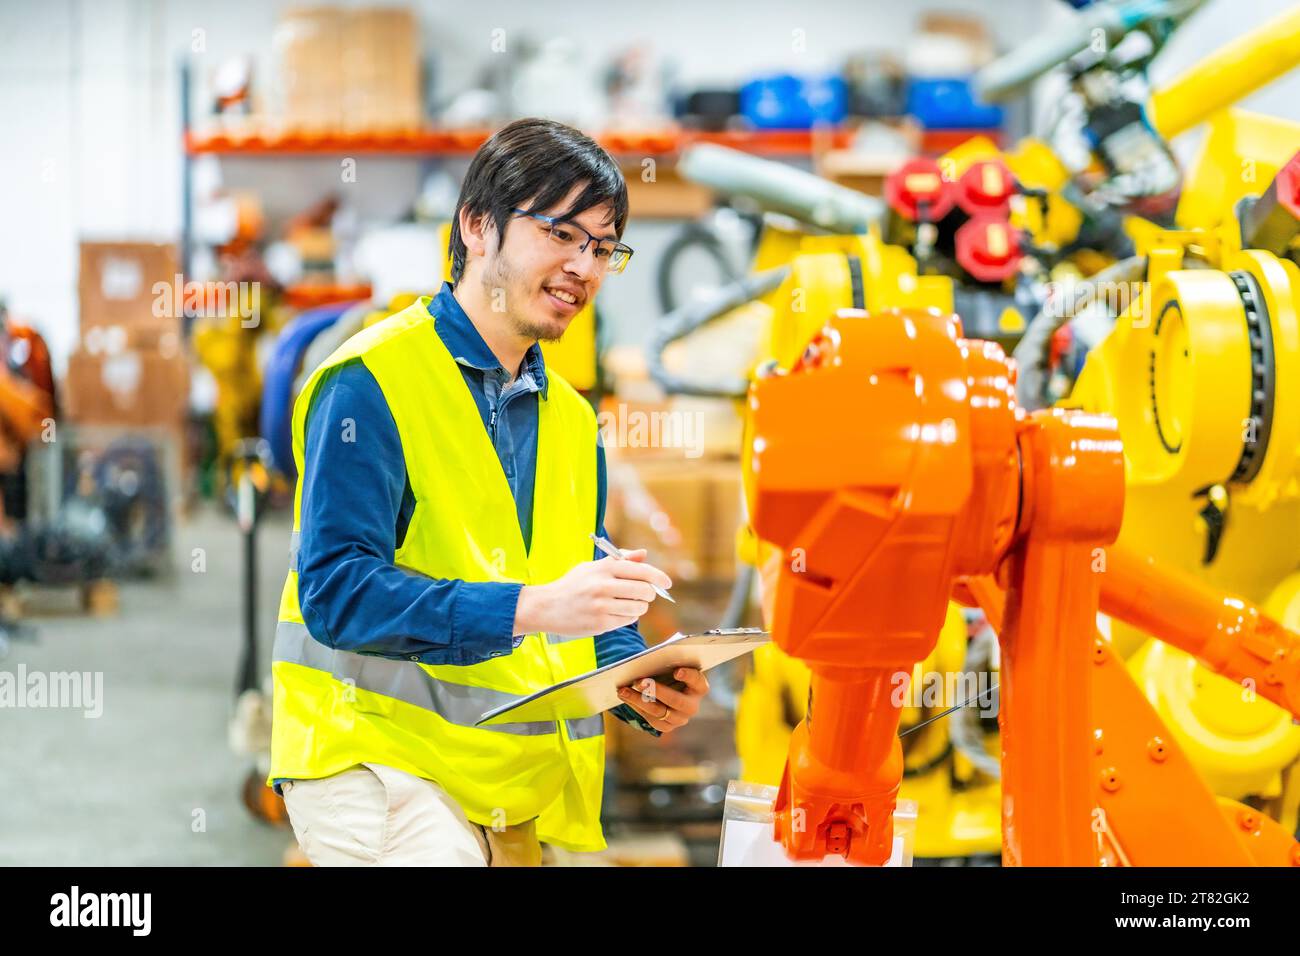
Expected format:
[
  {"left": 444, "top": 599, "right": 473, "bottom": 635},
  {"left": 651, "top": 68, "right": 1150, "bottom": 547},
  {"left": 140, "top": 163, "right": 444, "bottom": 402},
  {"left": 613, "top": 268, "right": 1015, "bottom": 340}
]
[{"left": 179, "top": 59, "right": 856, "bottom": 277}]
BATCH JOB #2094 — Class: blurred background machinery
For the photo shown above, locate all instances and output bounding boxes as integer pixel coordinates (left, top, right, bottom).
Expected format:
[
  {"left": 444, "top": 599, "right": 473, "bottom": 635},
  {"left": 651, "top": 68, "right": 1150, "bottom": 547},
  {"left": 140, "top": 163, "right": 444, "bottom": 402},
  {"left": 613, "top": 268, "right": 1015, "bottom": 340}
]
[
  {"left": 3, "top": 0, "right": 1300, "bottom": 866},
  {"left": 646, "top": 0, "right": 1300, "bottom": 861}
]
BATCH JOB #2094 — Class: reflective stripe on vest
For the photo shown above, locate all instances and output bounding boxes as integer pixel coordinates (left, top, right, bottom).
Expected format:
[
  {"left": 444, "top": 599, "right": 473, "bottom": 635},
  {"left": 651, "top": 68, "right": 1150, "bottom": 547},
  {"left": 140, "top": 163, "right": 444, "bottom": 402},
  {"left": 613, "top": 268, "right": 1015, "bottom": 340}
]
[
  {"left": 272, "top": 621, "right": 604, "bottom": 741},
  {"left": 545, "top": 631, "right": 591, "bottom": 644}
]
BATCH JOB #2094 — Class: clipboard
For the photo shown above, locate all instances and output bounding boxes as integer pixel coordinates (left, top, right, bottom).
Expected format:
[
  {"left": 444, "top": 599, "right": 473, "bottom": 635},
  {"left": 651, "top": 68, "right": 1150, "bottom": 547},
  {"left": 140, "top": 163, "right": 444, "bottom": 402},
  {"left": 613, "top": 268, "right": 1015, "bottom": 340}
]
[{"left": 475, "top": 627, "right": 769, "bottom": 726}]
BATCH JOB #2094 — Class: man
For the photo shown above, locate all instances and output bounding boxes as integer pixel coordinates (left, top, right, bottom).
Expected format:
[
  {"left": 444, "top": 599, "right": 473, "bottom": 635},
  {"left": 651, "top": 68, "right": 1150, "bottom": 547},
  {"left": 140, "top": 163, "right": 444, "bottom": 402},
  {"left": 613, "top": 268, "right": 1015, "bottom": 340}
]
[{"left": 269, "top": 118, "right": 710, "bottom": 866}]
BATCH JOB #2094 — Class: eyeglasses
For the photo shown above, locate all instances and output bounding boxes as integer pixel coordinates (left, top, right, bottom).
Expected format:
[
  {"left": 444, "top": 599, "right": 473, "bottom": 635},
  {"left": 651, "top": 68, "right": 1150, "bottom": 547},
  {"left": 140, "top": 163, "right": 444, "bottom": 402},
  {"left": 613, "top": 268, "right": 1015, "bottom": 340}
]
[{"left": 511, "top": 208, "right": 634, "bottom": 274}]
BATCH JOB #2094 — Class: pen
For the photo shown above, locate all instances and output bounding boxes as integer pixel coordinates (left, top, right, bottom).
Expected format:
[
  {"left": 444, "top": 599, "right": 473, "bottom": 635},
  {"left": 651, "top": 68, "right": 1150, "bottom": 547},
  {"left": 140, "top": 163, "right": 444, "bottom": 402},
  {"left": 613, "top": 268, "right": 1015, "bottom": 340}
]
[{"left": 589, "top": 533, "right": 676, "bottom": 603}]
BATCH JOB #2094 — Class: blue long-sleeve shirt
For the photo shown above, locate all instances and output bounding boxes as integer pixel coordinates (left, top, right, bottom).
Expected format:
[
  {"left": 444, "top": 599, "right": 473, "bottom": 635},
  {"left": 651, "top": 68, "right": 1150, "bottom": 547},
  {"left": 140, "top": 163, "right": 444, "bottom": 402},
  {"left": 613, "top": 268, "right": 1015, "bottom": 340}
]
[{"left": 292, "top": 281, "right": 655, "bottom": 734}]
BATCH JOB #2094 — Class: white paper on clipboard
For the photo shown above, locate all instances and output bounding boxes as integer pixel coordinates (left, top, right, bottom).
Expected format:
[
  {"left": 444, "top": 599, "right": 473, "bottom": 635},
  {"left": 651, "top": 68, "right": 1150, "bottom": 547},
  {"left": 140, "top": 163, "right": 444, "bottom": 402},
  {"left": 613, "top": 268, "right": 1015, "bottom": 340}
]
[{"left": 474, "top": 627, "right": 768, "bottom": 726}]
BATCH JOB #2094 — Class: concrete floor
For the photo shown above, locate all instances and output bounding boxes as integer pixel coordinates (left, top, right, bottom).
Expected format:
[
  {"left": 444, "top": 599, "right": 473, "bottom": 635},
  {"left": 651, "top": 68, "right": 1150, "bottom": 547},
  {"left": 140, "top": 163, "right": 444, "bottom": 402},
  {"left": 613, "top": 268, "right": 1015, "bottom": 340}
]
[{"left": 0, "top": 504, "right": 294, "bottom": 865}]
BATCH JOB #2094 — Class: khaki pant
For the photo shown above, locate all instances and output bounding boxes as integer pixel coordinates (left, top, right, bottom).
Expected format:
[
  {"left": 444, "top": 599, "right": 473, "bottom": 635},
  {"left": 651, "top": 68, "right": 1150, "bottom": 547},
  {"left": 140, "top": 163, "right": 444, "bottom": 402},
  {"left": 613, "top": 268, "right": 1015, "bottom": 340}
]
[{"left": 282, "top": 762, "right": 542, "bottom": 867}]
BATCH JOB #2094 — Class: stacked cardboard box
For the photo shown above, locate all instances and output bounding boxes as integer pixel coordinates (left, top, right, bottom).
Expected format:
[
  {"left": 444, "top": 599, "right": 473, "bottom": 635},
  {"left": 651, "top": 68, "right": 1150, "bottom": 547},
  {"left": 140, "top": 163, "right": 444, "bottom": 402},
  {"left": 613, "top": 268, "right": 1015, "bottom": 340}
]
[
  {"left": 600, "top": 339, "right": 748, "bottom": 587},
  {"left": 341, "top": 8, "right": 421, "bottom": 132},
  {"left": 78, "top": 242, "right": 176, "bottom": 325},
  {"left": 624, "top": 164, "right": 714, "bottom": 220},
  {"left": 603, "top": 457, "right": 743, "bottom": 586},
  {"left": 66, "top": 242, "right": 189, "bottom": 430},
  {"left": 274, "top": 7, "right": 344, "bottom": 131},
  {"left": 275, "top": 6, "right": 422, "bottom": 132}
]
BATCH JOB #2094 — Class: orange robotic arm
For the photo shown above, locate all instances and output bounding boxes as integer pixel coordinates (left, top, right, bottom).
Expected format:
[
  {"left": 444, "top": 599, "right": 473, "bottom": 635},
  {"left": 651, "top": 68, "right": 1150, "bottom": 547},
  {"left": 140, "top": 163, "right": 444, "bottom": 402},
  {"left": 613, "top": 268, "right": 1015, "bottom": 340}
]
[
  {"left": 0, "top": 361, "right": 55, "bottom": 479},
  {"left": 0, "top": 369, "right": 53, "bottom": 445},
  {"left": 749, "top": 307, "right": 1300, "bottom": 866},
  {"left": 1099, "top": 549, "right": 1300, "bottom": 720},
  {"left": 747, "top": 306, "right": 1103, "bottom": 864}
]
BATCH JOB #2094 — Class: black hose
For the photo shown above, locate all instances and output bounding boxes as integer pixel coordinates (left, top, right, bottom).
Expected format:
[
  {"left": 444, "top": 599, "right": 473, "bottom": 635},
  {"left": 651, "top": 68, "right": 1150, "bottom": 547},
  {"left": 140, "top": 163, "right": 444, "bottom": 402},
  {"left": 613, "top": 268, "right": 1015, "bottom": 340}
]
[
  {"left": 655, "top": 221, "right": 744, "bottom": 317},
  {"left": 648, "top": 266, "right": 791, "bottom": 399},
  {"left": 1012, "top": 256, "right": 1146, "bottom": 410}
]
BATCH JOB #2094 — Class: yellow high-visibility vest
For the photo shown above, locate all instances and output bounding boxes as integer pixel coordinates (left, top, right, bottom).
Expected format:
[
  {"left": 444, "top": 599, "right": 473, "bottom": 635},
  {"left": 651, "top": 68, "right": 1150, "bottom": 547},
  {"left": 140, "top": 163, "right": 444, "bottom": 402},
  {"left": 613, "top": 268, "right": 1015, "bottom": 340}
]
[{"left": 268, "top": 296, "right": 606, "bottom": 851}]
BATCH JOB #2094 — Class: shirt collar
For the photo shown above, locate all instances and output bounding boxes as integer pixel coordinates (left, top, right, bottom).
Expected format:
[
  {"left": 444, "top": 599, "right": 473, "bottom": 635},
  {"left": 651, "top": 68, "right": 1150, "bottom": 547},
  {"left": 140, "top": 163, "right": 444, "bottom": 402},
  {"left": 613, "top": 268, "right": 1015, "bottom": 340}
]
[{"left": 429, "top": 282, "right": 548, "bottom": 399}]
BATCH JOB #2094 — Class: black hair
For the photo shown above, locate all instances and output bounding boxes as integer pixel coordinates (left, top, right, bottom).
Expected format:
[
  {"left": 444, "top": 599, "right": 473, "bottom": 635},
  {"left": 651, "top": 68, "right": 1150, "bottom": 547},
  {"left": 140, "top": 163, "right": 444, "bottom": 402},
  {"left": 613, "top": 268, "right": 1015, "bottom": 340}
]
[{"left": 448, "top": 118, "right": 629, "bottom": 285}]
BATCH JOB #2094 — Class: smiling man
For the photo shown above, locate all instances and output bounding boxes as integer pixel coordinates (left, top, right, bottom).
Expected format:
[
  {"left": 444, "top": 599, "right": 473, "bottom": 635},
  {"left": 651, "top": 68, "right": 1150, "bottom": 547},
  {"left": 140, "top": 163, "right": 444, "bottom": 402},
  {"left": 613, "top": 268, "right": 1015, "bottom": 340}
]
[{"left": 268, "top": 118, "right": 710, "bottom": 867}]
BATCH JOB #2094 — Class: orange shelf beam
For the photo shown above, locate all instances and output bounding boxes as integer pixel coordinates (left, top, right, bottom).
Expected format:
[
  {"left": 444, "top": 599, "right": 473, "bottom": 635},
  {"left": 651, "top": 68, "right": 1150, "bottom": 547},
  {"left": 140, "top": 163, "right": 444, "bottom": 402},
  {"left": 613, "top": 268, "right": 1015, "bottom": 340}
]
[
  {"left": 185, "top": 128, "right": 492, "bottom": 156},
  {"left": 282, "top": 282, "right": 372, "bottom": 309},
  {"left": 185, "top": 126, "right": 858, "bottom": 158}
]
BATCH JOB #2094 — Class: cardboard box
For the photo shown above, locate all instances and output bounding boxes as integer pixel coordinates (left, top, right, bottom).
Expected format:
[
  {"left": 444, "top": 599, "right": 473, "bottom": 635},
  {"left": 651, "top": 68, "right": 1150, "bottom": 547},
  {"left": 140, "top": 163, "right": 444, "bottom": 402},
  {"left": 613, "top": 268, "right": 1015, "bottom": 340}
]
[
  {"left": 605, "top": 459, "right": 743, "bottom": 584},
  {"left": 599, "top": 395, "right": 742, "bottom": 462},
  {"left": 276, "top": 6, "right": 422, "bottom": 132},
  {"left": 339, "top": 90, "right": 422, "bottom": 132},
  {"left": 625, "top": 165, "right": 714, "bottom": 219},
  {"left": 341, "top": 8, "right": 421, "bottom": 131},
  {"left": 275, "top": 7, "right": 344, "bottom": 129},
  {"left": 918, "top": 13, "right": 995, "bottom": 67},
  {"left": 79, "top": 242, "right": 178, "bottom": 329},
  {"left": 81, "top": 318, "right": 183, "bottom": 358},
  {"left": 64, "top": 350, "right": 189, "bottom": 429}
]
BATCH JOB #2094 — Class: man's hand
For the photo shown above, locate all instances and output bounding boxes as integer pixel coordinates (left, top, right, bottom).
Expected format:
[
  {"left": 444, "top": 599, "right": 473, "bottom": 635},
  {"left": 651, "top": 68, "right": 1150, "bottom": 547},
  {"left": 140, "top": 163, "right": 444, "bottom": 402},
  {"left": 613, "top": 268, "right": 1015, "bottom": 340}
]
[
  {"left": 514, "top": 548, "right": 672, "bottom": 638},
  {"left": 617, "top": 668, "right": 709, "bottom": 733}
]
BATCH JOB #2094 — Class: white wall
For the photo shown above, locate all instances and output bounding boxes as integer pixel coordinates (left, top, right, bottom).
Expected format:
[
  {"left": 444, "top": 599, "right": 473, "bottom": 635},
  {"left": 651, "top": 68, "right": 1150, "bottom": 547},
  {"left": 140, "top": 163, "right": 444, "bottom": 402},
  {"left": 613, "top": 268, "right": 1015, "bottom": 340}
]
[
  {"left": 3, "top": 0, "right": 1296, "bottom": 371},
  {"left": 1, "top": 0, "right": 179, "bottom": 371}
]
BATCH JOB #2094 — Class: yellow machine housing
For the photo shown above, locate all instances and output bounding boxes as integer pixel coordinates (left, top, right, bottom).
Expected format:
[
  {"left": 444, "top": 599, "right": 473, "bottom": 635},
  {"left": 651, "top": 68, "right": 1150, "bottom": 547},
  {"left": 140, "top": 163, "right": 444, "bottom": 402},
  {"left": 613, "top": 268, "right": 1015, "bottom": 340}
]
[
  {"left": 729, "top": 4, "right": 1300, "bottom": 854},
  {"left": 1068, "top": 108, "right": 1300, "bottom": 820},
  {"left": 732, "top": 52, "right": 1300, "bottom": 851}
]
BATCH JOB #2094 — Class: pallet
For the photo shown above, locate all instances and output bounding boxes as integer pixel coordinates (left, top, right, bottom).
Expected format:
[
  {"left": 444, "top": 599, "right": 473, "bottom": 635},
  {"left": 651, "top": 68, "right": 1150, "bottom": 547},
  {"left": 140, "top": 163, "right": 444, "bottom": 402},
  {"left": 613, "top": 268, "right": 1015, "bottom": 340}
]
[{"left": 0, "top": 579, "right": 119, "bottom": 618}]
